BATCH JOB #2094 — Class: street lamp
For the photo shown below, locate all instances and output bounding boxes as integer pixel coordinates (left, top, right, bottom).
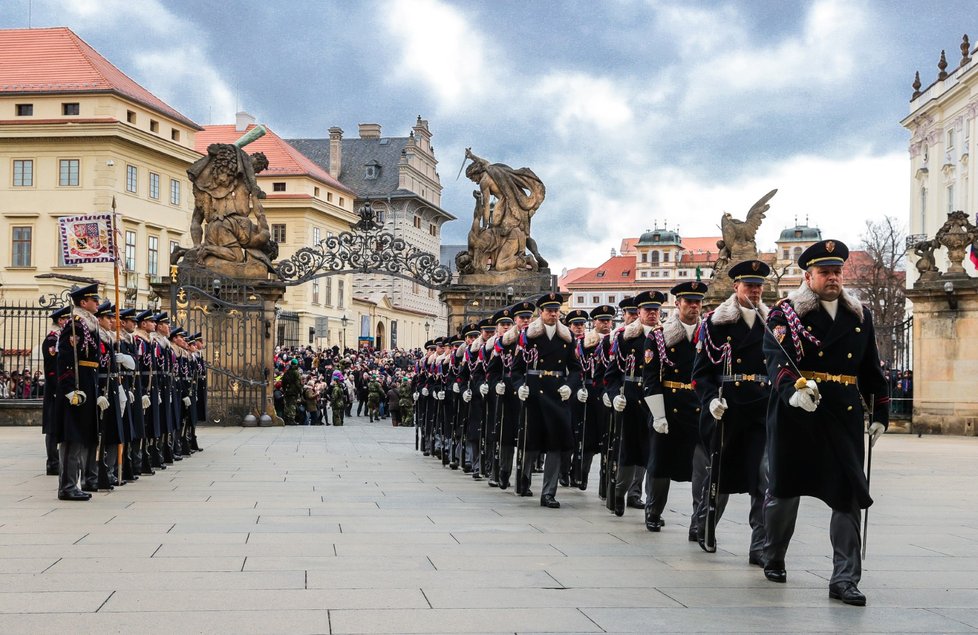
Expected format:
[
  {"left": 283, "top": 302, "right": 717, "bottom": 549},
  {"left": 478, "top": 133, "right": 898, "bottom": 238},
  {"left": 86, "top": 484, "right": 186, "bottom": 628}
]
[
  {"left": 424, "top": 320, "right": 431, "bottom": 345},
  {"left": 340, "top": 314, "right": 349, "bottom": 350}
]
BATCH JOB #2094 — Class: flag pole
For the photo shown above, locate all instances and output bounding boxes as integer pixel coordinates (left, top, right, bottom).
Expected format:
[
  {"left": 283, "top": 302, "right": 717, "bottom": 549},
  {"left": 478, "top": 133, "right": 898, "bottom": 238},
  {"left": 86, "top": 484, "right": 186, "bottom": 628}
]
[{"left": 112, "top": 197, "right": 124, "bottom": 484}]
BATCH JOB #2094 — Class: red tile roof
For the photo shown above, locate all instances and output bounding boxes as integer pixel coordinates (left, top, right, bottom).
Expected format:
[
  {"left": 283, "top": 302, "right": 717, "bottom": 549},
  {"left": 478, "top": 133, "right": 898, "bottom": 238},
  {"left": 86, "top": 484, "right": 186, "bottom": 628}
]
[
  {"left": 0, "top": 27, "right": 200, "bottom": 129},
  {"left": 558, "top": 267, "right": 592, "bottom": 292},
  {"left": 681, "top": 236, "right": 722, "bottom": 252},
  {"left": 619, "top": 238, "right": 637, "bottom": 254},
  {"left": 196, "top": 124, "right": 354, "bottom": 195},
  {"left": 567, "top": 255, "right": 636, "bottom": 287}
]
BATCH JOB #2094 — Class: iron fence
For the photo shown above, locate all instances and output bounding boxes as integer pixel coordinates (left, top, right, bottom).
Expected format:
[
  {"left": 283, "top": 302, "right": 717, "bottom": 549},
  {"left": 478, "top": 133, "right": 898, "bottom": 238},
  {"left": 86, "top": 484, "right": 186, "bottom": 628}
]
[
  {"left": 0, "top": 300, "right": 55, "bottom": 397},
  {"left": 879, "top": 316, "right": 913, "bottom": 419}
]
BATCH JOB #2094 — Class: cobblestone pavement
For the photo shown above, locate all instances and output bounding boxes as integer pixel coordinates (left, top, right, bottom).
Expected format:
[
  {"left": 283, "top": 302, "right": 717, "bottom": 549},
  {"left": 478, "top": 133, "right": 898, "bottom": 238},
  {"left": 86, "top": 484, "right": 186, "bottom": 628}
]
[{"left": 1, "top": 416, "right": 977, "bottom": 634}]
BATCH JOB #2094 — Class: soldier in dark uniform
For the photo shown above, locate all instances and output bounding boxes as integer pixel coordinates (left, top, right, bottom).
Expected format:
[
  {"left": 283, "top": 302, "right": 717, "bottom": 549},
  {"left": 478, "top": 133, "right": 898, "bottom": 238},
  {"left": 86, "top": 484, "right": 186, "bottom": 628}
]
[
  {"left": 42, "top": 306, "right": 71, "bottom": 476},
  {"left": 493, "top": 301, "right": 533, "bottom": 490},
  {"left": 154, "top": 313, "right": 180, "bottom": 463},
  {"left": 605, "top": 290, "right": 664, "bottom": 516},
  {"left": 192, "top": 333, "right": 207, "bottom": 446},
  {"left": 642, "top": 282, "right": 707, "bottom": 536},
  {"left": 462, "top": 321, "right": 495, "bottom": 474},
  {"left": 761, "top": 240, "right": 888, "bottom": 607},
  {"left": 514, "top": 292, "right": 582, "bottom": 508},
  {"left": 574, "top": 304, "right": 615, "bottom": 491},
  {"left": 692, "top": 260, "right": 771, "bottom": 558},
  {"left": 562, "top": 309, "right": 589, "bottom": 488},
  {"left": 134, "top": 311, "right": 163, "bottom": 472},
  {"left": 91, "top": 300, "right": 126, "bottom": 491},
  {"left": 602, "top": 297, "right": 642, "bottom": 504},
  {"left": 481, "top": 309, "right": 513, "bottom": 481},
  {"left": 117, "top": 308, "right": 143, "bottom": 483},
  {"left": 55, "top": 283, "right": 102, "bottom": 501},
  {"left": 450, "top": 325, "right": 480, "bottom": 468}
]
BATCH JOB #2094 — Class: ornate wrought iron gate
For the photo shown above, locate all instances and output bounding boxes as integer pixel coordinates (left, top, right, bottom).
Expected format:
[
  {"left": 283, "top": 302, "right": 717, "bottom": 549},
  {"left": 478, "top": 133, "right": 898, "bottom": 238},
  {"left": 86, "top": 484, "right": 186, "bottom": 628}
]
[{"left": 171, "top": 267, "right": 269, "bottom": 425}]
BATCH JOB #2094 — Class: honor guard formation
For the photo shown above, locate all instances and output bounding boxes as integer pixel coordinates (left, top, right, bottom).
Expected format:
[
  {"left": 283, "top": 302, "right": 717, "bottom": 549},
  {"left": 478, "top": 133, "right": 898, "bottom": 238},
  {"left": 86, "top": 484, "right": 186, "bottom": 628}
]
[
  {"left": 410, "top": 240, "right": 889, "bottom": 607},
  {"left": 41, "top": 283, "right": 207, "bottom": 502}
]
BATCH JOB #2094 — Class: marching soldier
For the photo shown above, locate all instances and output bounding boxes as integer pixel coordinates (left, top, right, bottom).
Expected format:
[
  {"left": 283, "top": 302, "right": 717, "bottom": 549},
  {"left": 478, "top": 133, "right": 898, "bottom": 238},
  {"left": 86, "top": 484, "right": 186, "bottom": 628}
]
[
  {"left": 514, "top": 292, "right": 581, "bottom": 508},
  {"left": 397, "top": 376, "right": 414, "bottom": 427},
  {"left": 55, "top": 283, "right": 102, "bottom": 501},
  {"left": 493, "top": 301, "right": 533, "bottom": 490},
  {"left": 575, "top": 304, "right": 615, "bottom": 491},
  {"left": 462, "top": 320, "right": 495, "bottom": 475},
  {"left": 642, "top": 282, "right": 708, "bottom": 536},
  {"left": 562, "top": 309, "right": 589, "bottom": 488},
  {"left": 761, "top": 240, "right": 888, "bottom": 606},
  {"left": 135, "top": 311, "right": 163, "bottom": 472},
  {"left": 605, "top": 290, "right": 663, "bottom": 516},
  {"left": 449, "top": 327, "right": 479, "bottom": 468},
  {"left": 692, "top": 260, "right": 771, "bottom": 558},
  {"left": 367, "top": 372, "right": 383, "bottom": 422},
  {"left": 602, "top": 297, "right": 643, "bottom": 505},
  {"left": 331, "top": 371, "right": 348, "bottom": 426},
  {"left": 41, "top": 306, "right": 71, "bottom": 475},
  {"left": 483, "top": 308, "right": 514, "bottom": 484}
]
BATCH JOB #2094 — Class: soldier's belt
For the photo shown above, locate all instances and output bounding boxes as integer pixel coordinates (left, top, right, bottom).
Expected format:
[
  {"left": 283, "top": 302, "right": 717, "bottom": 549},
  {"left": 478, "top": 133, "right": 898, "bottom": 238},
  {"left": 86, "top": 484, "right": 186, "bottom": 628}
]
[
  {"left": 722, "top": 374, "right": 769, "bottom": 384},
  {"left": 78, "top": 361, "right": 99, "bottom": 368},
  {"left": 623, "top": 376, "right": 644, "bottom": 385},
  {"left": 662, "top": 381, "right": 693, "bottom": 391},
  {"left": 527, "top": 370, "right": 565, "bottom": 378},
  {"left": 801, "top": 371, "right": 857, "bottom": 386}
]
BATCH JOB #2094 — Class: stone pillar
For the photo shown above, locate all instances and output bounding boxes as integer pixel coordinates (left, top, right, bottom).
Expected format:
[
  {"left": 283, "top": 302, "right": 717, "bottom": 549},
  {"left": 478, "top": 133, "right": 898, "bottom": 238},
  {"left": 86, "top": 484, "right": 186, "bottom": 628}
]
[{"left": 905, "top": 276, "right": 978, "bottom": 435}]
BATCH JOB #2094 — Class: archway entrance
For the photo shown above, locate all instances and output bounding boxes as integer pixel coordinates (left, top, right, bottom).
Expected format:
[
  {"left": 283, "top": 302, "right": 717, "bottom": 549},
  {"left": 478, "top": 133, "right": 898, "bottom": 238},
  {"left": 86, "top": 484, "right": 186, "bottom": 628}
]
[{"left": 375, "top": 320, "right": 385, "bottom": 350}]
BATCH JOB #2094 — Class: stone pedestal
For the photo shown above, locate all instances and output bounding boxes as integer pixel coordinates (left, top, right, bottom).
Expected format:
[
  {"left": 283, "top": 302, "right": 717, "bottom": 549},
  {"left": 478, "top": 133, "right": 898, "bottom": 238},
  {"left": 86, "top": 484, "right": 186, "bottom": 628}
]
[
  {"left": 441, "top": 269, "right": 553, "bottom": 333},
  {"left": 703, "top": 246, "right": 759, "bottom": 310},
  {"left": 152, "top": 265, "right": 285, "bottom": 427},
  {"left": 905, "top": 275, "right": 978, "bottom": 435}
]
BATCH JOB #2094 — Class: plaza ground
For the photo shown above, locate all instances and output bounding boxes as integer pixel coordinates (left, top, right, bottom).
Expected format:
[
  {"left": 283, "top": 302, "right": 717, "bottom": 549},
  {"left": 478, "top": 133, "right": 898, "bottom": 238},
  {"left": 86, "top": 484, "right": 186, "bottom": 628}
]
[{"left": 0, "top": 417, "right": 976, "bottom": 634}]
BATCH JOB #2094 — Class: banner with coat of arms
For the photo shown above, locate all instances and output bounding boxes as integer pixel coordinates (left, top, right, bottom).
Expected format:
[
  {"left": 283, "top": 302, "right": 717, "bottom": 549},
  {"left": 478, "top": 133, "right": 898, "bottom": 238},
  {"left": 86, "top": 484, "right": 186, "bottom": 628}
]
[{"left": 58, "top": 214, "right": 115, "bottom": 264}]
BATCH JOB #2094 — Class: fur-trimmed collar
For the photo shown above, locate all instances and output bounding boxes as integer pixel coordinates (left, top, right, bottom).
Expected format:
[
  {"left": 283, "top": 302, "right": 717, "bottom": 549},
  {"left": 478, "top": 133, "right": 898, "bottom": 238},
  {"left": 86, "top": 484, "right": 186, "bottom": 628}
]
[
  {"left": 622, "top": 319, "right": 645, "bottom": 341},
  {"left": 470, "top": 335, "right": 484, "bottom": 353},
  {"left": 583, "top": 329, "right": 604, "bottom": 348},
  {"left": 98, "top": 326, "right": 116, "bottom": 344},
  {"left": 71, "top": 306, "right": 97, "bottom": 332},
  {"left": 787, "top": 281, "right": 864, "bottom": 322},
  {"left": 484, "top": 334, "right": 497, "bottom": 351},
  {"left": 525, "top": 317, "right": 572, "bottom": 342},
  {"left": 711, "top": 293, "right": 769, "bottom": 326},
  {"left": 134, "top": 328, "right": 151, "bottom": 342},
  {"left": 502, "top": 325, "right": 520, "bottom": 347},
  {"left": 662, "top": 314, "right": 697, "bottom": 347}
]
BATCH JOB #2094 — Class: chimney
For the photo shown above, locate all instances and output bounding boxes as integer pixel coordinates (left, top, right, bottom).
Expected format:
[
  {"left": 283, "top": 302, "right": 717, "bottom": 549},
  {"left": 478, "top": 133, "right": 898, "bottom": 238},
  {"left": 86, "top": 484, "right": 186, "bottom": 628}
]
[
  {"left": 610, "top": 248, "right": 617, "bottom": 257},
  {"left": 235, "top": 111, "right": 255, "bottom": 132},
  {"left": 328, "top": 127, "right": 343, "bottom": 179},
  {"left": 358, "top": 123, "right": 382, "bottom": 139}
]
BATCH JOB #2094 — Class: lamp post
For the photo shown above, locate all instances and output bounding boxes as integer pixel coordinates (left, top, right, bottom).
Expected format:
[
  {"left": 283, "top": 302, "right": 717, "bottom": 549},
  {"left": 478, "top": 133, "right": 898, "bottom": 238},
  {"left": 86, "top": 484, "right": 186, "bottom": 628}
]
[
  {"left": 341, "top": 314, "right": 349, "bottom": 351},
  {"left": 424, "top": 320, "right": 430, "bottom": 347}
]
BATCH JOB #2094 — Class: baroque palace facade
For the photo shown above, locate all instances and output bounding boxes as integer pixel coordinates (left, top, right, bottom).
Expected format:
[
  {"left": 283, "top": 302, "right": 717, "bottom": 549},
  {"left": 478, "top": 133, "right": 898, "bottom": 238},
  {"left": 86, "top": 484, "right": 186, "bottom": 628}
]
[{"left": 0, "top": 27, "right": 448, "bottom": 351}]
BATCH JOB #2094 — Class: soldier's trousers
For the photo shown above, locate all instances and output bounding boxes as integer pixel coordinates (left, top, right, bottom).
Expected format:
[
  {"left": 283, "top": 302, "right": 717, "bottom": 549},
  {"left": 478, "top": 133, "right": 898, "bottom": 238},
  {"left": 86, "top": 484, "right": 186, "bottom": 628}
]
[
  {"left": 616, "top": 465, "right": 646, "bottom": 501},
  {"left": 692, "top": 449, "right": 768, "bottom": 553},
  {"left": 465, "top": 440, "right": 480, "bottom": 470},
  {"left": 645, "top": 443, "right": 709, "bottom": 525},
  {"left": 332, "top": 409, "right": 344, "bottom": 426},
  {"left": 522, "top": 451, "right": 560, "bottom": 499},
  {"left": 84, "top": 442, "right": 99, "bottom": 487},
  {"left": 45, "top": 433, "right": 59, "bottom": 472},
  {"left": 58, "top": 442, "right": 86, "bottom": 495}
]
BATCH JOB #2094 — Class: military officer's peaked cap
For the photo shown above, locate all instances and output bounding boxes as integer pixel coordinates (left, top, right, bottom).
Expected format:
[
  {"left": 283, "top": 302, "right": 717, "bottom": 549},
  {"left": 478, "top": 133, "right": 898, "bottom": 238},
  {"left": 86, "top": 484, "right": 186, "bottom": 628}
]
[
  {"left": 154, "top": 311, "right": 170, "bottom": 324},
  {"left": 671, "top": 281, "right": 708, "bottom": 301},
  {"left": 424, "top": 340, "right": 436, "bottom": 350},
  {"left": 478, "top": 318, "right": 495, "bottom": 331},
  {"left": 536, "top": 292, "right": 563, "bottom": 309},
  {"left": 168, "top": 327, "right": 186, "bottom": 339},
  {"left": 69, "top": 282, "right": 100, "bottom": 303},
  {"left": 433, "top": 336, "right": 445, "bottom": 346},
  {"left": 49, "top": 305, "right": 71, "bottom": 321},
  {"left": 185, "top": 333, "right": 198, "bottom": 343},
  {"left": 589, "top": 304, "right": 616, "bottom": 320},
  {"left": 728, "top": 259, "right": 771, "bottom": 283},
  {"left": 191, "top": 332, "right": 202, "bottom": 341},
  {"left": 462, "top": 322, "right": 481, "bottom": 337},
  {"left": 135, "top": 309, "right": 156, "bottom": 323},
  {"left": 618, "top": 296, "right": 638, "bottom": 312},
  {"left": 95, "top": 300, "right": 115, "bottom": 317},
  {"left": 451, "top": 332, "right": 465, "bottom": 345},
  {"left": 511, "top": 301, "right": 535, "bottom": 317},
  {"left": 798, "top": 239, "right": 849, "bottom": 270},
  {"left": 563, "top": 309, "right": 588, "bottom": 324},
  {"left": 492, "top": 307, "right": 515, "bottom": 325},
  {"left": 634, "top": 290, "right": 666, "bottom": 309},
  {"left": 118, "top": 308, "right": 137, "bottom": 320}
]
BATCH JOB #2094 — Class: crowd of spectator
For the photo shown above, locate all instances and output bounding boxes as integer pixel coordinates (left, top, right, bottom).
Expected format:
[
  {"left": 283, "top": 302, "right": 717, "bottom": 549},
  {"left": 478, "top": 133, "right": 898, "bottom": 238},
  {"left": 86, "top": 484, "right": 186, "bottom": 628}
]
[{"left": 0, "top": 368, "right": 44, "bottom": 399}]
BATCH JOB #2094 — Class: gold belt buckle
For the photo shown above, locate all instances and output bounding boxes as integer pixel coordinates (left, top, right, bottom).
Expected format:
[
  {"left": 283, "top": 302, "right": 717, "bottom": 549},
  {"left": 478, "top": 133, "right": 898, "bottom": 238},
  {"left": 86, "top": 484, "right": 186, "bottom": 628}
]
[{"left": 742, "top": 374, "right": 755, "bottom": 381}]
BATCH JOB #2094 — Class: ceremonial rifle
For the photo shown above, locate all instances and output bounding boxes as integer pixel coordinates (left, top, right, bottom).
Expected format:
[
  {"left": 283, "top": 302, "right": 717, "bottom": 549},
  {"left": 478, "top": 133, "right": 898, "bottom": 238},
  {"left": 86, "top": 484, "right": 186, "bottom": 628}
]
[
  {"left": 700, "top": 353, "right": 732, "bottom": 553},
  {"left": 514, "top": 352, "right": 535, "bottom": 496},
  {"left": 863, "top": 393, "right": 874, "bottom": 560},
  {"left": 606, "top": 356, "right": 630, "bottom": 514}
]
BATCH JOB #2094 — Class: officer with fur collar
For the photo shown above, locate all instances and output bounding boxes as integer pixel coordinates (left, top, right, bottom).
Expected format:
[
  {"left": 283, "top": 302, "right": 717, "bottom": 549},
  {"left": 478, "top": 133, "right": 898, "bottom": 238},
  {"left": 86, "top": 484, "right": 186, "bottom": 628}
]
[
  {"left": 462, "top": 320, "right": 496, "bottom": 475},
  {"left": 761, "top": 239, "right": 888, "bottom": 607},
  {"left": 42, "top": 306, "right": 71, "bottom": 476},
  {"left": 604, "top": 291, "right": 664, "bottom": 516},
  {"left": 576, "top": 305, "right": 615, "bottom": 492},
  {"left": 494, "top": 301, "right": 534, "bottom": 490},
  {"left": 562, "top": 309, "right": 589, "bottom": 488},
  {"left": 642, "top": 281, "right": 708, "bottom": 535},
  {"left": 514, "top": 292, "right": 582, "bottom": 508},
  {"left": 692, "top": 260, "right": 771, "bottom": 558}
]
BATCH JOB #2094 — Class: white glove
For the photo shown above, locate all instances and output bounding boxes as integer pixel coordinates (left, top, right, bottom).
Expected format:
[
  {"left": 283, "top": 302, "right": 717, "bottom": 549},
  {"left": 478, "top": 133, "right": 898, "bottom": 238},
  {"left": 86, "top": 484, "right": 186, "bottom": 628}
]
[
  {"left": 183, "top": 396, "right": 192, "bottom": 407},
  {"left": 438, "top": 390, "right": 446, "bottom": 400},
  {"left": 421, "top": 387, "right": 429, "bottom": 397},
  {"left": 128, "top": 390, "right": 136, "bottom": 404},
  {"left": 868, "top": 421, "right": 885, "bottom": 447},
  {"left": 709, "top": 397, "right": 727, "bottom": 420},
  {"left": 412, "top": 391, "right": 419, "bottom": 401},
  {"left": 558, "top": 385, "right": 572, "bottom": 401},
  {"left": 462, "top": 389, "right": 472, "bottom": 403},
  {"left": 602, "top": 393, "right": 612, "bottom": 408},
  {"left": 118, "top": 385, "right": 128, "bottom": 409},
  {"left": 115, "top": 353, "right": 136, "bottom": 370},
  {"left": 612, "top": 395, "right": 627, "bottom": 412},
  {"left": 577, "top": 388, "right": 588, "bottom": 403},
  {"left": 66, "top": 390, "right": 87, "bottom": 406},
  {"left": 495, "top": 382, "right": 506, "bottom": 395},
  {"left": 452, "top": 383, "right": 460, "bottom": 394},
  {"left": 141, "top": 394, "right": 151, "bottom": 410},
  {"left": 97, "top": 395, "right": 110, "bottom": 412},
  {"left": 788, "top": 386, "right": 818, "bottom": 412},
  {"left": 518, "top": 384, "right": 530, "bottom": 401},
  {"left": 652, "top": 418, "right": 669, "bottom": 434}
]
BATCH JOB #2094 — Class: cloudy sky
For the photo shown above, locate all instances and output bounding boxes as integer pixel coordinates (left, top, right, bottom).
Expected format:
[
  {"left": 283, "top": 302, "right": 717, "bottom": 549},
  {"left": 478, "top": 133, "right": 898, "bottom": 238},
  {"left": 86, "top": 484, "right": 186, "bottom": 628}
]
[{"left": 2, "top": 0, "right": 971, "bottom": 271}]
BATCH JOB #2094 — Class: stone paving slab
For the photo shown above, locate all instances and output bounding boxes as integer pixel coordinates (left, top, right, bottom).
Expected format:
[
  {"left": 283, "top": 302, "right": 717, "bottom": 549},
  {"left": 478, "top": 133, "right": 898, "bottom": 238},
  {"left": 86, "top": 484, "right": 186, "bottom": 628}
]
[{"left": 0, "top": 421, "right": 976, "bottom": 633}]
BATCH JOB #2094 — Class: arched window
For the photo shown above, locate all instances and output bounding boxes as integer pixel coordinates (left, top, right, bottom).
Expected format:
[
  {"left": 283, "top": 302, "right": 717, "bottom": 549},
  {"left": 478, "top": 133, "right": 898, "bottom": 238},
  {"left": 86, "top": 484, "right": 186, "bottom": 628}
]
[{"left": 649, "top": 250, "right": 660, "bottom": 264}]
